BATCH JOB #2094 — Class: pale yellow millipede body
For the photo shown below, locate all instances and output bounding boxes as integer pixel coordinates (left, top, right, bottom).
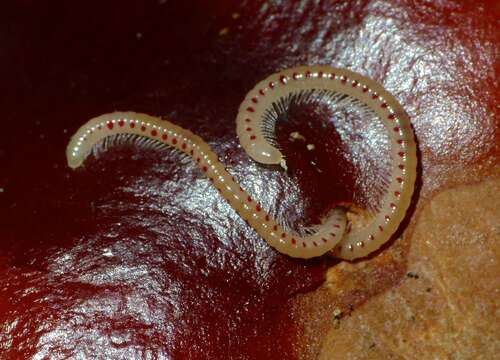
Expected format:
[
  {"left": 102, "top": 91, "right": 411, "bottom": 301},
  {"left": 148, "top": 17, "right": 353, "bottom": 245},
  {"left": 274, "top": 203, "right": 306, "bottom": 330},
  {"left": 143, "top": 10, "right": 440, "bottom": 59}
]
[{"left": 67, "top": 66, "right": 416, "bottom": 260}]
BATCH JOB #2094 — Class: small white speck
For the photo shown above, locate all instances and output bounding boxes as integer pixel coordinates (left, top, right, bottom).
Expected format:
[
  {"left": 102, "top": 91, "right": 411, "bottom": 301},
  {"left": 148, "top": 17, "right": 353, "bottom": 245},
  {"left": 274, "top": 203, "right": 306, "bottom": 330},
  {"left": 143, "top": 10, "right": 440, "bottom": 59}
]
[
  {"left": 289, "top": 131, "right": 305, "bottom": 141},
  {"left": 280, "top": 158, "right": 288, "bottom": 171},
  {"left": 136, "top": 32, "right": 143, "bottom": 39},
  {"left": 63, "top": 129, "right": 68, "bottom": 134},
  {"left": 333, "top": 308, "right": 342, "bottom": 318},
  {"left": 0, "top": 188, "right": 4, "bottom": 193},
  {"left": 306, "top": 144, "right": 315, "bottom": 151},
  {"left": 102, "top": 248, "right": 114, "bottom": 257}
]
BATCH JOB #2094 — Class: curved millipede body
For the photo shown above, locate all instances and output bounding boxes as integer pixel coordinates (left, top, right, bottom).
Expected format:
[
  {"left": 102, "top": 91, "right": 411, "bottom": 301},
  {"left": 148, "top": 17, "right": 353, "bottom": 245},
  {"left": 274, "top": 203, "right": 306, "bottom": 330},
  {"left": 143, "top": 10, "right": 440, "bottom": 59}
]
[
  {"left": 236, "top": 66, "right": 417, "bottom": 260},
  {"left": 67, "top": 112, "right": 346, "bottom": 259},
  {"left": 67, "top": 66, "right": 416, "bottom": 260}
]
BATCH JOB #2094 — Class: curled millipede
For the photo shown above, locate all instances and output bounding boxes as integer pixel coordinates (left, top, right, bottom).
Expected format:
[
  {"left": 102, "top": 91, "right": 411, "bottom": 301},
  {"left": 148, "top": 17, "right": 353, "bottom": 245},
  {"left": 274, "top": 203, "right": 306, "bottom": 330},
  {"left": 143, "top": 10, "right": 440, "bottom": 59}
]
[{"left": 67, "top": 65, "right": 416, "bottom": 260}]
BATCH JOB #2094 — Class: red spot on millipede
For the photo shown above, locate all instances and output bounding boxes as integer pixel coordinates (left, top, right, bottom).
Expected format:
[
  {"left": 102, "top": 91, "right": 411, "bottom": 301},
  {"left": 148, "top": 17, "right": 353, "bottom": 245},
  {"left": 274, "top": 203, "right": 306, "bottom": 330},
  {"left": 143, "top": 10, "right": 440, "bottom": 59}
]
[
  {"left": 247, "top": 107, "right": 255, "bottom": 113},
  {"left": 151, "top": 129, "right": 158, "bottom": 136},
  {"left": 359, "top": 241, "right": 365, "bottom": 247},
  {"left": 281, "top": 233, "right": 286, "bottom": 238},
  {"left": 196, "top": 157, "right": 200, "bottom": 163},
  {"left": 182, "top": 143, "right": 187, "bottom": 150},
  {"left": 269, "top": 82, "right": 275, "bottom": 88},
  {"left": 381, "top": 103, "right": 388, "bottom": 108},
  {"left": 362, "top": 87, "right": 368, "bottom": 92},
  {"left": 388, "top": 114, "right": 395, "bottom": 120},
  {"left": 305, "top": 71, "right": 311, "bottom": 77},
  {"left": 390, "top": 203, "right": 397, "bottom": 209},
  {"left": 118, "top": 120, "right": 124, "bottom": 127},
  {"left": 302, "top": 242, "right": 306, "bottom": 248},
  {"left": 273, "top": 225, "right": 278, "bottom": 231},
  {"left": 318, "top": 71, "right": 323, "bottom": 77},
  {"left": 172, "top": 138, "right": 177, "bottom": 145},
  {"left": 352, "top": 81, "right": 358, "bottom": 87},
  {"left": 141, "top": 125, "right": 146, "bottom": 132},
  {"left": 369, "top": 234, "right": 375, "bottom": 240},
  {"left": 395, "top": 191, "right": 401, "bottom": 197},
  {"left": 396, "top": 177, "right": 403, "bottom": 183},
  {"left": 313, "top": 241, "right": 318, "bottom": 247},
  {"left": 259, "top": 89, "right": 265, "bottom": 95},
  {"left": 279, "top": 75, "right": 287, "bottom": 84},
  {"left": 379, "top": 225, "right": 384, "bottom": 232},
  {"left": 250, "top": 135, "right": 256, "bottom": 140},
  {"left": 393, "top": 127, "right": 400, "bottom": 132},
  {"left": 265, "top": 215, "right": 270, "bottom": 221},
  {"left": 398, "top": 151, "right": 405, "bottom": 157},
  {"left": 245, "top": 118, "right": 251, "bottom": 123},
  {"left": 341, "top": 77, "right": 347, "bottom": 83},
  {"left": 247, "top": 196, "right": 252, "bottom": 202},
  {"left": 107, "top": 122, "right": 114, "bottom": 130},
  {"left": 291, "top": 238, "right": 297, "bottom": 245},
  {"left": 130, "top": 122, "right": 135, "bottom": 128},
  {"left": 246, "top": 127, "right": 252, "bottom": 132},
  {"left": 293, "top": 72, "right": 299, "bottom": 79},
  {"left": 322, "top": 238, "right": 328, "bottom": 243},
  {"left": 333, "top": 224, "right": 340, "bottom": 228},
  {"left": 399, "top": 164, "right": 405, "bottom": 170},
  {"left": 162, "top": 133, "right": 168, "bottom": 140},
  {"left": 190, "top": 149, "right": 194, "bottom": 155},
  {"left": 372, "top": 94, "right": 379, "bottom": 99},
  {"left": 202, "top": 166, "right": 208, "bottom": 172},
  {"left": 251, "top": 97, "right": 258, "bottom": 103},
  {"left": 330, "top": 233, "right": 336, "bottom": 237},
  {"left": 385, "top": 215, "right": 391, "bottom": 221},
  {"left": 256, "top": 204, "right": 261, "bottom": 212}
]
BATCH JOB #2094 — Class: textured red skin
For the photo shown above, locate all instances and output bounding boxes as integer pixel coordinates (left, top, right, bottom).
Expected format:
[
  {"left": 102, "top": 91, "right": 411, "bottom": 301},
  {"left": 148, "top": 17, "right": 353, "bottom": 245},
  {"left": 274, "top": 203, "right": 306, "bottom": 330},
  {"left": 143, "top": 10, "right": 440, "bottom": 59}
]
[{"left": 0, "top": 1, "right": 498, "bottom": 359}]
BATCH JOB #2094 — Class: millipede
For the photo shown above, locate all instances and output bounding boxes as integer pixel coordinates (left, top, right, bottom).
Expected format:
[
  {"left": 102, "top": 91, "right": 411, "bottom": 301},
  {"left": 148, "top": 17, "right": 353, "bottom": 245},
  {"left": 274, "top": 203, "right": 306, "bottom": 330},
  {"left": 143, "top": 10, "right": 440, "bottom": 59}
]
[{"left": 67, "top": 65, "right": 417, "bottom": 260}]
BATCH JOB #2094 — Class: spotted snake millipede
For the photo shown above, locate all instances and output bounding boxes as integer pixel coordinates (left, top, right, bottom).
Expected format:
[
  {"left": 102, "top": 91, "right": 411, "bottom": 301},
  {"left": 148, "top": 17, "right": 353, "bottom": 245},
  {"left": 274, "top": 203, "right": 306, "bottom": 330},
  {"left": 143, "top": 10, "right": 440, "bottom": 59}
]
[{"left": 67, "top": 66, "right": 417, "bottom": 260}]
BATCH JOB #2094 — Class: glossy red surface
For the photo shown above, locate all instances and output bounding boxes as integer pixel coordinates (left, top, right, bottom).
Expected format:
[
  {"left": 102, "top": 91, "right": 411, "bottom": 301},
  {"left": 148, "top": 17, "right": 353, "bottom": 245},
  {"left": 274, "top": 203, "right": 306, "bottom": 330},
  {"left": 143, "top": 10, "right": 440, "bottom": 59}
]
[{"left": 0, "top": 1, "right": 498, "bottom": 359}]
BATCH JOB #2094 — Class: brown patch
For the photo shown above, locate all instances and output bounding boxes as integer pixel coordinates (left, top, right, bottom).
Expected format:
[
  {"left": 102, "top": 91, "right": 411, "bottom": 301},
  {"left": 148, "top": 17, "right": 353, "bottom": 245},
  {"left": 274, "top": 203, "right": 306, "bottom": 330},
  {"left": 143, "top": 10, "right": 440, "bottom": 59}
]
[{"left": 293, "top": 177, "right": 500, "bottom": 359}]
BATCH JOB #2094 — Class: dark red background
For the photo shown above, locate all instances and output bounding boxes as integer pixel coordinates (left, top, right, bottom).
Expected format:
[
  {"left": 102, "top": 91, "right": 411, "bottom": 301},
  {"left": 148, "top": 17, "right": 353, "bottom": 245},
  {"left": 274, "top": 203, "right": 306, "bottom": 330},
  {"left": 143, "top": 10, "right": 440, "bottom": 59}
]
[{"left": 1, "top": 1, "right": 498, "bottom": 359}]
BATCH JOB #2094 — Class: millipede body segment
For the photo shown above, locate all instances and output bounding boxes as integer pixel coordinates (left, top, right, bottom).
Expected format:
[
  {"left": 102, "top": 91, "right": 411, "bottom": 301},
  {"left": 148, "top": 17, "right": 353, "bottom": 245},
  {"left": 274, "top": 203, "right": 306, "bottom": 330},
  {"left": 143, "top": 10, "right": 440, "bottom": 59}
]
[
  {"left": 67, "top": 66, "right": 416, "bottom": 260},
  {"left": 236, "top": 66, "right": 417, "bottom": 260},
  {"left": 67, "top": 112, "right": 346, "bottom": 259}
]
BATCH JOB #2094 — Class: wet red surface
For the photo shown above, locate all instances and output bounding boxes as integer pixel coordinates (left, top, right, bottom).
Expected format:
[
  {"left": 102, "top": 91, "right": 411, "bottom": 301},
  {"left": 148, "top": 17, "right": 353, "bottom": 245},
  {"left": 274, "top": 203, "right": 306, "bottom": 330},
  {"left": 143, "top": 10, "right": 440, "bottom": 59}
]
[{"left": 0, "top": 1, "right": 498, "bottom": 359}]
